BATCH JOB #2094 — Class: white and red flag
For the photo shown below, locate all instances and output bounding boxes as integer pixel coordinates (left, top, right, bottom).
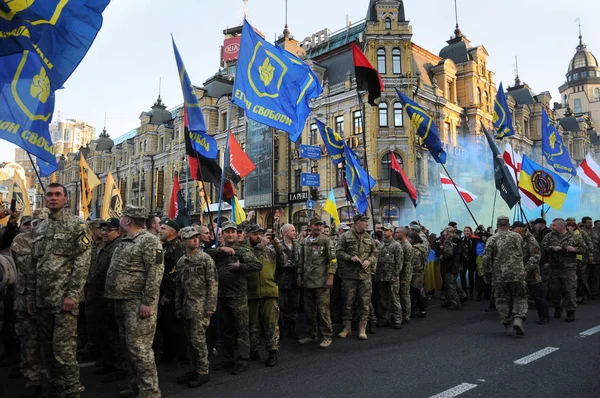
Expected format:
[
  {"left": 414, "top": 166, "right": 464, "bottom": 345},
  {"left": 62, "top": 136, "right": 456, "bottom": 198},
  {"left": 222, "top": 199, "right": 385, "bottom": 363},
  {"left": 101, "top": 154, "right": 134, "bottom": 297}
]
[
  {"left": 440, "top": 173, "right": 478, "bottom": 204},
  {"left": 503, "top": 142, "right": 522, "bottom": 184},
  {"left": 577, "top": 153, "right": 600, "bottom": 188}
]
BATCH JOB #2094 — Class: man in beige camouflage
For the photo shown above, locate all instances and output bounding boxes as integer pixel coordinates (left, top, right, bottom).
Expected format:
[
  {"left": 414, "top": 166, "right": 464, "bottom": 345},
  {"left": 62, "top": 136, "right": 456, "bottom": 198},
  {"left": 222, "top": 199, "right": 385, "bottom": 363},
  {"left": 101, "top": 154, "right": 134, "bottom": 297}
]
[
  {"left": 28, "top": 183, "right": 92, "bottom": 398},
  {"left": 175, "top": 227, "right": 218, "bottom": 389},
  {"left": 298, "top": 217, "right": 337, "bottom": 348},
  {"left": 336, "top": 214, "right": 377, "bottom": 340},
  {"left": 105, "top": 205, "right": 164, "bottom": 398},
  {"left": 376, "top": 223, "right": 403, "bottom": 329},
  {"left": 482, "top": 216, "right": 527, "bottom": 336},
  {"left": 11, "top": 209, "right": 48, "bottom": 398},
  {"left": 541, "top": 218, "right": 586, "bottom": 322},
  {"left": 395, "top": 227, "right": 413, "bottom": 323},
  {"left": 581, "top": 216, "right": 600, "bottom": 299}
]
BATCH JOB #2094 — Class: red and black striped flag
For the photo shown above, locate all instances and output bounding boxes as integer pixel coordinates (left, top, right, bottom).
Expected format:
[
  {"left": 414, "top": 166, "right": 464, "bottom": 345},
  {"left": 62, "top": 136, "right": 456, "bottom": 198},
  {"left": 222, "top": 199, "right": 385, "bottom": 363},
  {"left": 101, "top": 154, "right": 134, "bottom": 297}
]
[
  {"left": 390, "top": 153, "right": 417, "bottom": 207},
  {"left": 352, "top": 42, "right": 384, "bottom": 106}
]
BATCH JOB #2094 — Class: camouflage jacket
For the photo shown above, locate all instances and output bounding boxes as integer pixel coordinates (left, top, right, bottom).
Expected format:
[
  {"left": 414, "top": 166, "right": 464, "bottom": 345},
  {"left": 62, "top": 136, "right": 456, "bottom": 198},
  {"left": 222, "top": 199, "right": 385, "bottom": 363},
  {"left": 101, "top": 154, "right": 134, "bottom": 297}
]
[
  {"left": 482, "top": 230, "right": 525, "bottom": 283},
  {"left": 206, "top": 243, "right": 262, "bottom": 298},
  {"left": 175, "top": 250, "right": 218, "bottom": 319},
  {"left": 277, "top": 239, "right": 298, "bottom": 289},
  {"left": 248, "top": 242, "right": 286, "bottom": 299},
  {"left": 88, "top": 237, "right": 121, "bottom": 300},
  {"left": 160, "top": 238, "right": 185, "bottom": 301},
  {"left": 104, "top": 229, "right": 164, "bottom": 307},
  {"left": 399, "top": 239, "right": 413, "bottom": 279},
  {"left": 376, "top": 238, "right": 403, "bottom": 283},
  {"left": 581, "top": 228, "right": 600, "bottom": 263},
  {"left": 298, "top": 234, "right": 337, "bottom": 289},
  {"left": 440, "top": 236, "right": 461, "bottom": 274},
  {"left": 10, "top": 231, "right": 34, "bottom": 312},
  {"left": 336, "top": 229, "right": 378, "bottom": 280},
  {"left": 521, "top": 231, "right": 542, "bottom": 285},
  {"left": 29, "top": 209, "right": 92, "bottom": 311},
  {"left": 541, "top": 230, "right": 586, "bottom": 270},
  {"left": 410, "top": 242, "right": 428, "bottom": 289}
]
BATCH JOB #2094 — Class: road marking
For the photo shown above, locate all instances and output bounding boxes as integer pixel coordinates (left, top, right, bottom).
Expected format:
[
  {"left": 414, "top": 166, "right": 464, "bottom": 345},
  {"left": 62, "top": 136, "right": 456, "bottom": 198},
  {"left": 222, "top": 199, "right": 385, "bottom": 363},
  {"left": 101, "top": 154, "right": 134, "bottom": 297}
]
[
  {"left": 579, "top": 325, "right": 600, "bottom": 337},
  {"left": 429, "top": 383, "right": 477, "bottom": 398},
  {"left": 514, "top": 347, "right": 559, "bottom": 365},
  {"left": 80, "top": 362, "right": 96, "bottom": 368}
]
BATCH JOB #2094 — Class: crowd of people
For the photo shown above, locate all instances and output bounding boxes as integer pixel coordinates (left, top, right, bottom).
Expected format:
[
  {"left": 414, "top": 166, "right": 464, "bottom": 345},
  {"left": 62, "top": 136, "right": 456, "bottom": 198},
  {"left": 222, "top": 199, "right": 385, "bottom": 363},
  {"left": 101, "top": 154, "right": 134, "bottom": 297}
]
[{"left": 0, "top": 182, "right": 598, "bottom": 398}]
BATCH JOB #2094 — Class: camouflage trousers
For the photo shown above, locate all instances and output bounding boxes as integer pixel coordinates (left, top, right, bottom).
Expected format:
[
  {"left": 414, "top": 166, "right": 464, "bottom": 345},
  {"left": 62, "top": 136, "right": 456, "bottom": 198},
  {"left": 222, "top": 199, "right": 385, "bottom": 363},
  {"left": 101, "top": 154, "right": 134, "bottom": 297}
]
[
  {"left": 400, "top": 265, "right": 413, "bottom": 321},
  {"left": 493, "top": 281, "right": 528, "bottom": 325},
  {"left": 377, "top": 281, "right": 401, "bottom": 326},
  {"left": 217, "top": 296, "right": 250, "bottom": 363},
  {"left": 114, "top": 299, "right": 160, "bottom": 398},
  {"left": 341, "top": 278, "right": 372, "bottom": 322},
  {"left": 303, "top": 288, "right": 332, "bottom": 339},
  {"left": 548, "top": 269, "right": 577, "bottom": 312},
  {"left": 577, "top": 262, "right": 591, "bottom": 300},
  {"left": 585, "top": 262, "right": 600, "bottom": 298},
  {"left": 183, "top": 317, "right": 210, "bottom": 375},
  {"left": 15, "top": 310, "right": 41, "bottom": 388},
  {"left": 249, "top": 297, "right": 280, "bottom": 352},
  {"left": 37, "top": 308, "right": 83, "bottom": 398},
  {"left": 443, "top": 273, "right": 464, "bottom": 306}
]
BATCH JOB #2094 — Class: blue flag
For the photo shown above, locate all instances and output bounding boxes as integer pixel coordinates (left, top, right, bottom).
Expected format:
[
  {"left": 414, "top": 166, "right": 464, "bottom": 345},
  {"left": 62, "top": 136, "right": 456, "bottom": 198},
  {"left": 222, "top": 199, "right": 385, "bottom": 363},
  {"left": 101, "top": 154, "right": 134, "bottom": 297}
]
[
  {"left": 0, "top": 0, "right": 110, "bottom": 176},
  {"left": 233, "top": 19, "right": 322, "bottom": 142},
  {"left": 541, "top": 108, "right": 576, "bottom": 176},
  {"left": 315, "top": 119, "right": 344, "bottom": 165},
  {"left": 493, "top": 82, "right": 515, "bottom": 139},
  {"left": 395, "top": 89, "right": 446, "bottom": 164},
  {"left": 344, "top": 143, "right": 375, "bottom": 214},
  {"left": 172, "top": 38, "right": 218, "bottom": 159}
]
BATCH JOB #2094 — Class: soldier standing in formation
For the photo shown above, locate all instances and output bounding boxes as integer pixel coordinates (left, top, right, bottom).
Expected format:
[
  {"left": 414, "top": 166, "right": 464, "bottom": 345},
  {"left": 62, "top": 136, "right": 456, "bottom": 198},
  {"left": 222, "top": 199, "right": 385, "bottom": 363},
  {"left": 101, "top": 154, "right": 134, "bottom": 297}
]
[
  {"left": 175, "top": 227, "right": 218, "bottom": 388},
  {"left": 28, "top": 183, "right": 92, "bottom": 398},
  {"left": 440, "top": 227, "right": 464, "bottom": 310},
  {"left": 336, "top": 214, "right": 377, "bottom": 340},
  {"left": 482, "top": 216, "right": 528, "bottom": 336},
  {"left": 298, "top": 217, "right": 336, "bottom": 348},
  {"left": 104, "top": 205, "right": 164, "bottom": 398},
  {"left": 82, "top": 218, "right": 105, "bottom": 361},
  {"left": 278, "top": 224, "right": 300, "bottom": 339},
  {"left": 581, "top": 216, "right": 600, "bottom": 299},
  {"left": 375, "top": 223, "right": 403, "bottom": 329},
  {"left": 541, "top": 218, "right": 586, "bottom": 322},
  {"left": 206, "top": 221, "right": 262, "bottom": 375},
  {"left": 408, "top": 231, "right": 428, "bottom": 319},
  {"left": 395, "top": 227, "right": 413, "bottom": 323}
]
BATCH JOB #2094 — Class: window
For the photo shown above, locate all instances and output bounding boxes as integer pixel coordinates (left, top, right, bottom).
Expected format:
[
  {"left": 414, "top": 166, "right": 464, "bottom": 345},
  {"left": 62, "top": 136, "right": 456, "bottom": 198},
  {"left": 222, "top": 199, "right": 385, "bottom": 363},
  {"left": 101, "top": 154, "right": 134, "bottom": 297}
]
[
  {"left": 523, "top": 119, "right": 530, "bottom": 137},
  {"left": 564, "top": 94, "right": 568, "bottom": 106},
  {"left": 228, "top": 65, "right": 236, "bottom": 75},
  {"left": 294, "top": 169, "right": 302, "bottom": 192},
  {"left": 392, "top": 48, "right": 401, "bottom": 74},
  {"left": 483, "top": 91, "right": 489, "bottom": 112},
  {"left": 378, "top": 102, "right": 388, "bottom": 127},
  {"left": 336, "top": 163, "right": 344, "bottom": 187},
  {"left": 590, "top": 71, "right": 597, "bottom": 77},
  {"left": 381, "top": 152, "right": 403, "bottom": 180},
  {"left": 394, "top": 103, "right": 403, "bottom": 127},
  {"left": 385, "top": 18, "right": 391, "bottom": 30},
  {"left": 582, "top": 71, "right": 588, "bottom": 78},
  {"left": 477, "top": 87, "right": 482, "bottom": 104},
  {"left": 573, "top": 73, "right": 579, "bottom": 80},
  {"left": 594, "top": 88, "right": 600, "bottom": 102},
  {"left": 377, "top": 48, "right": 386, "bottom": 74},
  {"left": 353, "top": 111, "right": 363, "bottom": 135},
  {"left": 335, "top": 115, "right": 344, "bottom": 136},
  {"left": 309, "top": 123, "right": 318, "bottom": 145},
  {"left": 221, "top": 112, "right": 228, "bottom": 131},
  {"left": 574, "top": 98, "right": 582, "bottom": 113}
]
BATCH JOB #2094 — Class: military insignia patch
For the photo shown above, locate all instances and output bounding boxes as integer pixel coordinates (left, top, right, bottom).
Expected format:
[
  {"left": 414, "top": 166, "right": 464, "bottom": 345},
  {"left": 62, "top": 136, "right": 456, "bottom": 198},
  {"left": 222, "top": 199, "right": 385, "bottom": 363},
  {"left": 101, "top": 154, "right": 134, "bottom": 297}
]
[
  {"left": 156, "top": 249, "right": 163, "bottom": 264},
  {"left": 80, "top": 234, "right": 92, "bottom": 247}
]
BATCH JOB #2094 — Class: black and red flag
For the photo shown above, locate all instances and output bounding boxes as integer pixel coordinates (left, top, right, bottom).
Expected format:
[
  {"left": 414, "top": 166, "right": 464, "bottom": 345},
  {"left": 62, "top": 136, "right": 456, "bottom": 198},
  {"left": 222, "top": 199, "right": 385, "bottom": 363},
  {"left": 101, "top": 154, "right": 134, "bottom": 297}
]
[
  {"left": 390, "top": 153, "right": 417, "bottom": 207},
  {"left": 168, "top": 172, "right": 191, "bottom": 227},
  {"left": 184, "top": 110, "right": 222, "bottom": 185},
  {"left": 352, "top": 42, "right": 384, "bottom": 106},
  {"left": 224, "top": 131, "right": 256, "bottom": 184}
]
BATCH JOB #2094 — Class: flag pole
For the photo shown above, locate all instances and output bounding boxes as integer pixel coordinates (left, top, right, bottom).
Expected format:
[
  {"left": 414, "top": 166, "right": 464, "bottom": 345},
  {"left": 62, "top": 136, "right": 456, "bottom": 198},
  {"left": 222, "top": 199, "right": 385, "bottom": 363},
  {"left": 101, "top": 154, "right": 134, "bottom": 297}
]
[
  {"left": 215, "top": 102, "right": 234, "bottom": 244},
  {"left": 26, "top": 152, "right": 46, "bottom": 192},
  {"left": 355, "top": 88, "right": 376, "bottom": 223},
  {"left": 491, "top": 187, "right": 497, "bottom": 227},
  {"left": 440, "top": 163, "right": 479, "bottom": 227}
]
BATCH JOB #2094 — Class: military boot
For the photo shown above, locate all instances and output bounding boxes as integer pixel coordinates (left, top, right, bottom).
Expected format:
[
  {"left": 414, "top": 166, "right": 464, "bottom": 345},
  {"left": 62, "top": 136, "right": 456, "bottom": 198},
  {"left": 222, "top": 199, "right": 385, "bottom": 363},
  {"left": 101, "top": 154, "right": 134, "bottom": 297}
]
[
  {"left": 188, "top": 373, "right": 209, "bottom": 388},
  {"left": 319, "top": 337, "right": 332, "bottom": 348},
  {"left": 554, "top": 308, "right": 562, "bottom": 319},
  {"left": 287, "top": 321, "right": 299, "bottom": 340},
  {"left": 565, "top": 311, "right": 575, "bottom": 322},
  {"left": 337, "top": 321, "right": 352, "bottom": 338},
  {"left": 504, "top": 323, "right": 514, "bottom": 336},
  {"left": 367, "top": 321, "right": 377, "bottom": 334},
  {"left": 513, "top": 318, "right": 525, "bottom": 336},
  {"left": 265, "top": 351, "right": 278, "bottom": 367},
  {"left": 117, "top": 387, "right": 139, "bottom": 398},
  {"left": 177, "top": 371, "right": 195, "bottom": 384},
  {"left": 358, "top": 321, "right": 368, "bottom": 340}
]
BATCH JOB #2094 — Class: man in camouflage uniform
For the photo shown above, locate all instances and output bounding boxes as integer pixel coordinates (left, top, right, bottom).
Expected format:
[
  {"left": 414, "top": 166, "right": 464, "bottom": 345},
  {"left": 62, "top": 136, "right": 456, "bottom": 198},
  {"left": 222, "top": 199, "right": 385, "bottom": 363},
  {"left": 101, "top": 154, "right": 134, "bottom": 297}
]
[
  {"left": 375, "top": 223, "right": 403, "bottom": 329},
  {"left": 157, "top": 219, "right": 186, "bottom": 363},
  {"left": 246, "top": 224, "right": 286, "bottom": 367},
  {"left": 336, "top": 214, "right": 377, "bottom": 340},
  {"left": 329, "top": 223, "right": 349, "bottom": 326},
  {"left": 541, "top": 218, "right": 586, "bottom": 322},
  {"left": 277, "top": 224, "right": 300, "bottom": 339},
  {"left": 512, "top": 221, "right": 550, "bottom": 325},
  {"left": 28, "top": 183, "right": 92, "bottom": 398},
  {"left": 175, "top": 227, "right": 217, "bottom": 388},
  {"left": 206, "top": 221, "right": 262, "bottom": 375},
  {"left": 105, "top": 205, "right": 164, "bottom": 398},
  {"left": 395, "top": 227, "right": 413, "bottom": 323},
  {"left": 440, "top": 227, "right": 465, "bottom": 310},
  {"left": 408, "top": 231, "right": 428, "bottom": 318},
  {"left": 581, "top": 216, "right": 600, "bottom": 299},
  {"left": 482, "top": 216, "right": 527, "bottom": 336},
  {"left": 298, "top": 217, "right": 337, "bottom": 348},
  {"left": 11, "top": 210, "right": 48, "bottom": 397},
  {"left": 82, "top": 218, "right": 104, "bottom": 360}
]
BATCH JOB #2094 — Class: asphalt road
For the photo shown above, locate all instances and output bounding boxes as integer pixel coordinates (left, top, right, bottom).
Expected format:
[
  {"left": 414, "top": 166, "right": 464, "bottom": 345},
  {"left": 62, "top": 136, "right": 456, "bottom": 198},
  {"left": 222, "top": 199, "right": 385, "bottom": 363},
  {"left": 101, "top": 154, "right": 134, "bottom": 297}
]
[{"left": 2, "top": 298, "right": 599, "bottom": 398}]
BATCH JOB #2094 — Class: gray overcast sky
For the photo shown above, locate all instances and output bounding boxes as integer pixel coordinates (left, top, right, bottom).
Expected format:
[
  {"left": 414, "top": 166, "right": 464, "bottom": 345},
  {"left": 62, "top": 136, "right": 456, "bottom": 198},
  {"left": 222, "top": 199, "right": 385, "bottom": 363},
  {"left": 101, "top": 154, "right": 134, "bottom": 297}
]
[{"left": 2, "top": 0, "right": 599, "bottom": 164}]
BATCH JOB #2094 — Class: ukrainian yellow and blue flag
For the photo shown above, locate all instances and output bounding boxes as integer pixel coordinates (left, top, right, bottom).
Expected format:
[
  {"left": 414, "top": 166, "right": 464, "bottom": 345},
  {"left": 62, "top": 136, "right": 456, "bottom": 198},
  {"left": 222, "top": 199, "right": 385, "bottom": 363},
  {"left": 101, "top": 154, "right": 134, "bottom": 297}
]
[{"left": 519, "top": 155, "right": 570, "bottom": 210}]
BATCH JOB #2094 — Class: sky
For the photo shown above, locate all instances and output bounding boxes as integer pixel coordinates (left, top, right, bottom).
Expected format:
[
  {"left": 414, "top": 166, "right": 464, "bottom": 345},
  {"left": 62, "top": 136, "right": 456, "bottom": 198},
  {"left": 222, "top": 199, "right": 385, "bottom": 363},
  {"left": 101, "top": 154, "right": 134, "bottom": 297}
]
[{"left": 2, "top": 0, "right": 599, "bottom": 164}]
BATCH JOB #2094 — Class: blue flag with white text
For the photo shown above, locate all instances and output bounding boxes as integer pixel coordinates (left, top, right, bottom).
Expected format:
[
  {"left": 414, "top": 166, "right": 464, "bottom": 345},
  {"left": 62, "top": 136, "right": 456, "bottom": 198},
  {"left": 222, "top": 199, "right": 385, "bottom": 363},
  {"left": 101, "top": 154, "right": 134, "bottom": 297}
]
[
  {"left": 541, "top": 108, "right": 576, "bottom": 176},
  {"left": 493, "top": 82, "right": 515, "bottom": 139},
  {"left": 396, "top": 89, "right": 446, "bottom": 164},
  {"left": 233, "top": 19, "right": 322, "bottom": 142},
  {"left": 344, "top": 143, "right": 375, "bottom": 214},
  {"left": 315, "top": 119, "right": 344, "bottom": 165},
  {"left": 172, "top": 38, "right": 217, "bottom": 159}
]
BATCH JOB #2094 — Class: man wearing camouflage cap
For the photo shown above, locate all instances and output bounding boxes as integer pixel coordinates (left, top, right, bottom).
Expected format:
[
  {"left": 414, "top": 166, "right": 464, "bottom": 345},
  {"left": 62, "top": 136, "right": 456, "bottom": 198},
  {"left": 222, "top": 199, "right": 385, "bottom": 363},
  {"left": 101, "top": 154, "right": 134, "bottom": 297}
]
[
  {"left": 440, "top": 226, "right": 464, "bottom": 310},
  {"left": 483, "top": 216, "right": 527, "bottom": 336},
  {"left": 175, "top": 227, "right": 218, "bottom": 388},
  {"left": 105, "top": 205, "right": 164, "bottom": 398},
  {"left": 375, "top": 223, "right": 403, "bottom": 329},
  {"left": 28, "top": 183, "right": 92, "bottom": 398},
  {"left": 10, "top": 208, "right": 48, "bottom": 397}
]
